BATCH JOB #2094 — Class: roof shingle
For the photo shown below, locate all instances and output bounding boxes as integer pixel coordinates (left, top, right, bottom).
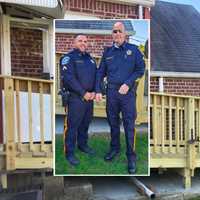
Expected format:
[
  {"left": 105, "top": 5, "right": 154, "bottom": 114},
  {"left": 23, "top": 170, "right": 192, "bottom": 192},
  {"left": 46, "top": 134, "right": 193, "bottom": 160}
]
[
  {"left": 151, "top": 1, "right": 200, "bottom": 73},
  {"left": 55, "top": 20, "right": 134, "bottom": 34}
]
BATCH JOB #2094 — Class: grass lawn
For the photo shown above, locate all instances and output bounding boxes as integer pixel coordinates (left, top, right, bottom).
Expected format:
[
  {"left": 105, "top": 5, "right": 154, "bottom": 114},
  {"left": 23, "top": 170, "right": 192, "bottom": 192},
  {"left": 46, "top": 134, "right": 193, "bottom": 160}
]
[{"left": 55, "top": 133, "right": 149, "bottom": 175}]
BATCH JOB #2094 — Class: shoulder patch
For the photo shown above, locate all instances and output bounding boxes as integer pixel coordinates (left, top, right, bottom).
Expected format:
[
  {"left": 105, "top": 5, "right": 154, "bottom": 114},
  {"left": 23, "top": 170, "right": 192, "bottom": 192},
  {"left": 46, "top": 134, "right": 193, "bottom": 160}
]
[{"left": 61, "top": 56, "right": 70, "bottom": 65}]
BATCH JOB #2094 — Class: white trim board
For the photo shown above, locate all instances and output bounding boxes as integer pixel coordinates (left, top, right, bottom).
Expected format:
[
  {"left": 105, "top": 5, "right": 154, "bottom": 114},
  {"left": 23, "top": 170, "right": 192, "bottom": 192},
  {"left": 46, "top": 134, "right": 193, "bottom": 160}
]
[
  {"left": 0, "top": 15, "right": 11, "bottom": 75},
  {"left": 0, "top": 0, "right": 58, "bottom": 8},
  {"left": 150, "top": 71, "right": 200, "bottom": 78},
  {"left": 99, "top": 0, "right": 155, "bottom": 7}
]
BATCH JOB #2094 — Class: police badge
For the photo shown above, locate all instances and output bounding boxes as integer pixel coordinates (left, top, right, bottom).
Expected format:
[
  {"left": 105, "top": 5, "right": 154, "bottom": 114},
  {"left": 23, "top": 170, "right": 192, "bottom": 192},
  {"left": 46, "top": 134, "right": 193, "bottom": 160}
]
[{"left": 126, "top": 50, "right": 132, "bottom": 55}]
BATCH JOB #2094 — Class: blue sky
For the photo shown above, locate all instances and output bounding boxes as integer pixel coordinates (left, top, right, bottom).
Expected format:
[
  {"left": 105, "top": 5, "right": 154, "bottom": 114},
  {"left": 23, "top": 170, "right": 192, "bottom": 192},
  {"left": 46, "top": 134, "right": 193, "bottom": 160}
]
[
  {"left": 130, "top": 20, "right": 149, "bottom": 46},
  {"left": 160, "top": 0, "right": 200, "bottom": 13}
]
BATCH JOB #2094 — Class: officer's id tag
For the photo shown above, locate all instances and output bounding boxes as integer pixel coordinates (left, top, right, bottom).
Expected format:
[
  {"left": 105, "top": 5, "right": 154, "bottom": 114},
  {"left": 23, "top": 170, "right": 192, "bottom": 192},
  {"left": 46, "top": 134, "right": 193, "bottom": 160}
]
[
  {"left": 90, "top": 59, "right": 95, "bottom": 64},
  {"left": 61, "top": 56, "right": 70, "bottom": 65},
  {"left": 126, "top": 50, "right": 132, "bottom": 55},
  {"left": 105, "top": 56, "right": 113, "bottom": 60},
  {"left": 75, "top": 60, "right": 84, "bottom": 64}
]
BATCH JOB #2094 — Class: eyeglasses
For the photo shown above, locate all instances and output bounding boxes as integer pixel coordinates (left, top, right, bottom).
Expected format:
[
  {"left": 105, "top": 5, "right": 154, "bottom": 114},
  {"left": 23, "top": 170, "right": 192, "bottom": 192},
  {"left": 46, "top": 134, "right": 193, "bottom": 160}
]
[{"left": 112, "top": 29, "right": 123, "bottom": 34}]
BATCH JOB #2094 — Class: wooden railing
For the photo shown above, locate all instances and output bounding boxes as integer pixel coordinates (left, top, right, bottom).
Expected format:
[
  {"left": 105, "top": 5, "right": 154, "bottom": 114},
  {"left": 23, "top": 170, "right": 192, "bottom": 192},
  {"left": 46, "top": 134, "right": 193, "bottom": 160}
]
[
  {"left": 0, "top": 75, "right": 53, "bottom": 171},
  {"left": 150, "top": 92, "right": 200, "bottom": 188}
]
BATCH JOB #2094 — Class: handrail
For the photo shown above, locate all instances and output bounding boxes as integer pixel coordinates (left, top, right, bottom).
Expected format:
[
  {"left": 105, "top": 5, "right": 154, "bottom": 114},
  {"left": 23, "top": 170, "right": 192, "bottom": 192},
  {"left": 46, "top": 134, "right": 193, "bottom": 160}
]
[
  {"left": 1, "top": 76, "right": 53, "bottom": 170},
  {"left": 151, "top": 92, "right": 200, "bottom": 99},
  {"left": 0, "top": 75, "right": 53, "bottom": 83}
]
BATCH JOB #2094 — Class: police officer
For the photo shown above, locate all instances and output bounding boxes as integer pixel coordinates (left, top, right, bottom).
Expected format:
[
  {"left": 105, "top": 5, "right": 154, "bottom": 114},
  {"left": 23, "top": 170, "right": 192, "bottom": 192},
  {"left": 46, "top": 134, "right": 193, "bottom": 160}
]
[
  {"left": 60, "top": 34, "right": 96, "bottom": 166},
  {"left": 95, "top": 22, "right": 145, "bottom": 174}
]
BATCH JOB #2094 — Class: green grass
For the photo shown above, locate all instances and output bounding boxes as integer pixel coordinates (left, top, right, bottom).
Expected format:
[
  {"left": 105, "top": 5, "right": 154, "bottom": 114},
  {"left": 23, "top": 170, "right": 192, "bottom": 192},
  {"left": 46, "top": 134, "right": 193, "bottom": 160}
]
[{"left": 55, "top": 133, "right": 148, "bottom": 175}]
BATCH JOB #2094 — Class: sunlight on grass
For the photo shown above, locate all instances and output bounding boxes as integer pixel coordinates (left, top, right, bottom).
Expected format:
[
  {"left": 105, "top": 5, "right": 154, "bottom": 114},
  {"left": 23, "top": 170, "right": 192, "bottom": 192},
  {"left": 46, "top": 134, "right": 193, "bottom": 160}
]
[{"left": 55, "top": 133, "right": 148, "bottom": 175}]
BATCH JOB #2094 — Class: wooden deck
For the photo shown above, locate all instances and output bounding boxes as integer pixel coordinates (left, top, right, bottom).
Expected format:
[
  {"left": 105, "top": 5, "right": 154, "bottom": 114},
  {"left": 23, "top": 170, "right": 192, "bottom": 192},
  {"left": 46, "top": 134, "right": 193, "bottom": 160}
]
[
  {"left": 150, "top": 92, "right": 200, "bottom": 188},
  {"left": 0, "top": 76, "right": 53, "bottom": 188}
]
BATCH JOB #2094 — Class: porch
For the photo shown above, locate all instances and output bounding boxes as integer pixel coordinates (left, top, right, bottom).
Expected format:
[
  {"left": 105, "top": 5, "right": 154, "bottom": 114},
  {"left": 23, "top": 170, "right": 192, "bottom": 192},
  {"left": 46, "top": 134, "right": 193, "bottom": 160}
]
[
  {"left": 0, "top": 75, "right": 53, "bottom": 188},
  {"left": 150, "top": 92, "right": 200, "bottom": 188}
]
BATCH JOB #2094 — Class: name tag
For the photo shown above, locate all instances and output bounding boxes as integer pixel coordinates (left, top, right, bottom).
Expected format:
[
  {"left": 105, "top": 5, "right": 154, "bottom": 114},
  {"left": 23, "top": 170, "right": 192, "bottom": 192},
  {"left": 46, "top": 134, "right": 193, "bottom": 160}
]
[
  {"left": 75, "top": 60, "right": 84, "bottom": 64},
  {"left": 90, "top": 59, "right": 95, "bottom": 64},
  {"left": 105, "top": 56, "right": 113, "bottom": 60}
]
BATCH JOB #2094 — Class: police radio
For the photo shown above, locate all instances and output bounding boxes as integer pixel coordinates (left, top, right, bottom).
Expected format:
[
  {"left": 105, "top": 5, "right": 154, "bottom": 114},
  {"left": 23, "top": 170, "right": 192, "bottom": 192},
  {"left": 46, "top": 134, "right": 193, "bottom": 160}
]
[{"left": 58, "top": 88, "right": 69, "bottom": 107}]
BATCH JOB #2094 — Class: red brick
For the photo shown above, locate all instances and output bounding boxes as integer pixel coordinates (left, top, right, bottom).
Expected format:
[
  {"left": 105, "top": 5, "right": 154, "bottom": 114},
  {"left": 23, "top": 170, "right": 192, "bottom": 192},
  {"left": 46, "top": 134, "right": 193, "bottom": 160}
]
[
  {"left": 150, "top": 77, "right": 200, "bottom": 96},
  {"left": 11, "top": 27, "right": 43, "bottom": 78},
  {"left": 63, "top": 0, "right": 139, "bottom": 19},
  {"left": 56, "top": 33, "right": 113, "bottom": 57}
]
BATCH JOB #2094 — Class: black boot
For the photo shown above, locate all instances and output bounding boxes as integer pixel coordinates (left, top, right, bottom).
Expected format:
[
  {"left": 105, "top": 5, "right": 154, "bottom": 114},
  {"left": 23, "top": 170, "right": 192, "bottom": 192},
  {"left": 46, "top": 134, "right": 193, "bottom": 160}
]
[
  {"left": 66, "top": 155, "right": 80, "bottom": 166},
  {"left": 78, "top": 145, "right": 95, "bottom": 155},
  {"left": 104, "top": 150, "right": 120, "bottom": 161},
  {"left": 128, "top": 160, "right": 136, "bottom": 174}
]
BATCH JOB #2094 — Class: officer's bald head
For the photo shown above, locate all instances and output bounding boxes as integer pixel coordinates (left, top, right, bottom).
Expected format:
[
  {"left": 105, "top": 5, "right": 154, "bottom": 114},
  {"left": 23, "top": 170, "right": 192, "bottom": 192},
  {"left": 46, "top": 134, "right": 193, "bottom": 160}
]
[
  {"left": 113, "top": 22, "right": 125, "bottom": 32},
  {"left": 74, "top": 34, "right": 88, "bottom": 53},
  {"left": 112, "top": 22, "right": 127, "bottom": 46}
]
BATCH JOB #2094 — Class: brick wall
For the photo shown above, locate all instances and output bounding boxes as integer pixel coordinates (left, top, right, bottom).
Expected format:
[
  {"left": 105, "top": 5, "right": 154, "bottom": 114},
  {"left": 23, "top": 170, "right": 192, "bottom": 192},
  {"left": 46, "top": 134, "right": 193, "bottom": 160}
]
[
  {"left": 143, "top": 7, "right": 150, "bottom": 19},
  {"left": 11, "top": 27, "right": 43, "bottom": 78},
  {"left": 150, "top": 77, "right": 200, "bottom": 96},
  {"left": 56, "top": 33, "right": 113, "bottom": 56},
  {"left": 64, "top": 0, "right": 138, "bottom": 18},
  {"left": 150, "top": 77, "right": 159, "bottom": 92}
]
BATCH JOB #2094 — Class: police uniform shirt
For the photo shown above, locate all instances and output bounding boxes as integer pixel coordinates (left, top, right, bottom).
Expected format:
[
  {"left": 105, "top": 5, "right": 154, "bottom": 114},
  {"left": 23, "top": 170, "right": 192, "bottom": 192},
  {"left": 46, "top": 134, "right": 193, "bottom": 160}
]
[
  {"left": 60, "top": 49, "right": 97, "bottom": 97},
  {"left": 96, "top": 42, "right": 145, "bottom": 93}
]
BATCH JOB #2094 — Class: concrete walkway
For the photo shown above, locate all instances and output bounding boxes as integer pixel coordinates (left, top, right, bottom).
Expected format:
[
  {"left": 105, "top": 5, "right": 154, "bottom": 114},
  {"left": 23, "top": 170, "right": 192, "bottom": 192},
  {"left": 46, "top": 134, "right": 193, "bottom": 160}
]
[
  {"left": 90, "top": 170, "right": 200, "bottom": 200},
  {"left": 56, "top": 116, "right": 147, "bottom": 135}
]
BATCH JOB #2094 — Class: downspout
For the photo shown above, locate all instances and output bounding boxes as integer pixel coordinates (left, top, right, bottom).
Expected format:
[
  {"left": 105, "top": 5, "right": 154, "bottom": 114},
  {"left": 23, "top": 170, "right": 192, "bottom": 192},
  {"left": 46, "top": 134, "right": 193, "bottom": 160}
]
[
  {"left": 159, "top": 77, "right": 164, "bottom": 92},
  {"left": 139, "top": 5, "right": 143, "bottom": 19}
]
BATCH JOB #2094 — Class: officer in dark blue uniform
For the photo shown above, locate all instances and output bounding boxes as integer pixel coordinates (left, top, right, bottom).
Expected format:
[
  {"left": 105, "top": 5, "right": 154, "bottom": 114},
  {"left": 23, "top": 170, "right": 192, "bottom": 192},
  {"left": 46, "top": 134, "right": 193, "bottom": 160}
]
[
  {"left": 60, "top": 34, "right": 97, "bottom": 166},
  {"left": 95, "top": 22, "right": 145, "bottom": 174}
]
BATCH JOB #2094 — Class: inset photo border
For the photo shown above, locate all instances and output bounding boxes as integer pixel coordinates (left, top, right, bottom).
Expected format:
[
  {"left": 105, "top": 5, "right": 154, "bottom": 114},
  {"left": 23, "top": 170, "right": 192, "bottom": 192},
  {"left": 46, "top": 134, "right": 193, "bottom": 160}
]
[{"left": 54, "top": 19, "right": 150, "bottom": 176}]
